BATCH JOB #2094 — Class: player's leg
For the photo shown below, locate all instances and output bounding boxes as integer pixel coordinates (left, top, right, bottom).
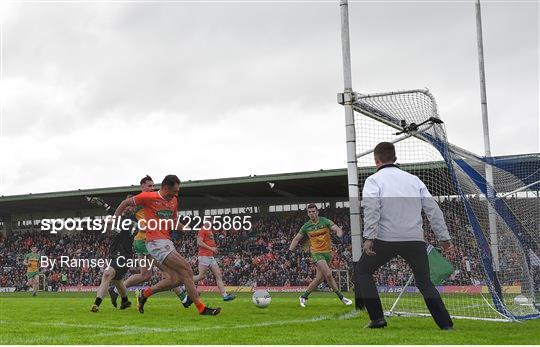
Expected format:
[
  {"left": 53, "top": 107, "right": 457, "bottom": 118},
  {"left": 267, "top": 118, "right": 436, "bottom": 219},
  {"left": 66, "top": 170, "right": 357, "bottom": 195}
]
[
  {"left": 170, "top": 258, "right": 210, "bottom": 307},
  {"left": 124, "top": 255, "right": 153, "bottom": 288},
  {"left": 26, "top": 273, "right": 38, "bottom": 295},
  {"left": 137, "top": 258, "right": 181, "bottom": 309},
  {"left": 209, "top": 260, "right": 235, "bottom": 301},
  {"left": 31, "top": 275, "right": 39, "bottom": 296},
  {"left": 141, "top": 240, "right": 219, "bottom": 315},
  {"left": 138, "top": 239, "right": 184, "bottom": 311},
  {"left": 111, "top": 244, "right": 151, "bottom": 301},
  {"left": 109, "top": 260, "right": 131, "bottom": 309},
  {"left": 163, "top": 250, "right": 221, "bottom": 315},
  {"left": 91, "top": 267, "right": 117, "bottom": 312},
  {"left": 299, "top": 267, "right": 324, "bottom": 307},
  {"left": 315, "top": 258, "right": 352, "bottom": 305},
  {"left": 112, "top": 279, "right": 132, "bottom": 309},
  {"left": 355, "top": 240, "right": 397, "bottom": 327},
  {"left": 170, "top": 284, "right": 192, "bottom": 307},
  {"left": 107, "top": 258, "right": 131, "bottom": 307},
  {"left": 193, "top": 261, "right": 209, "bottom": 283},
  {"left": 34, "top": 276, "right": 39, "bottom": 295},
  {"left": 398, "top": 241, "right": 453, "bottom": 330},
  {"left": 137, "top": 258, "right": 183, "bottom": 313},
  {"left": 152, "top": 258, "right": 185, "bottom": 302},
  {"left": 123, "top": 240, "right": 153, "bottom": 289}
]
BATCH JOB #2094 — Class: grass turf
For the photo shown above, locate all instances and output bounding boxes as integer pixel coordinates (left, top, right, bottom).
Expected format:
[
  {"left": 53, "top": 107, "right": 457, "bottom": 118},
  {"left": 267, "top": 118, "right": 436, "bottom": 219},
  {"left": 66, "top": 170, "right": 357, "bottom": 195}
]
[{"left": 0, "top": 291, "right": 539, "bottom": 344}]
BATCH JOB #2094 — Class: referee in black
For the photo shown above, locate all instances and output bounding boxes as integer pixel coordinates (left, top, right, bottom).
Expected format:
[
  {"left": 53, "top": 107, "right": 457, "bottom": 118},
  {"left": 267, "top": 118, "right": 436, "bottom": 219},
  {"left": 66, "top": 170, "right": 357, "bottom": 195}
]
[{"left": 356, "top": 142, "right": 454, "bottom": 330}]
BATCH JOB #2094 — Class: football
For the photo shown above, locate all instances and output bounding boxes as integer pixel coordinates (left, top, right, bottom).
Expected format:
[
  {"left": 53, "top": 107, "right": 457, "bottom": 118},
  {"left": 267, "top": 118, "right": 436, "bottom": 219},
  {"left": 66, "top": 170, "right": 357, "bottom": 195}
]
[
  {"left": 514, "top": 295, "right": 529, "bottom": 306},
  {"left": 252, "top": 289, "right": 272, "bottom": 308}
]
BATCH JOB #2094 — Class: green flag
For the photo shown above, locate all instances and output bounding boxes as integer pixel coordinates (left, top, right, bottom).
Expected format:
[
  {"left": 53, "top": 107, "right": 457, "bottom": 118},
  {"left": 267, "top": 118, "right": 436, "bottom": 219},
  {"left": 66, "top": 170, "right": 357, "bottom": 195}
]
[{"left": 427, "top": 245, "right": 454, "bottom": 285}]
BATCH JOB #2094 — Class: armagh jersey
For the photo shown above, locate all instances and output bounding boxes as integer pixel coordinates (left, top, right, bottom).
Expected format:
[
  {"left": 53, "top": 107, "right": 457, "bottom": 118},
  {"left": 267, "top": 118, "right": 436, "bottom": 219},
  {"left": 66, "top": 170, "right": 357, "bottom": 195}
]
[
  {"left": 198, "top": 227, "right": 217, "bottom": 256},
  {"left": 300, "top": 217, "right": 335, "bottom": 253},
  {"left": 133, "top": 191, "right": 178, "bottom": 241}
]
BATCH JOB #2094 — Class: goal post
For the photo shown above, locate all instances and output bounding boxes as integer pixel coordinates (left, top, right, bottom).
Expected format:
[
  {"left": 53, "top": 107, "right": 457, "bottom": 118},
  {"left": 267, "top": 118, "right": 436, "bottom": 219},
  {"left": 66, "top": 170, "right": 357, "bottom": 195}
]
[
  {"left": 338, "top": 0, "right": 364, "bottom": 310},
  {"left": 348, "top": 88, "right": 540, "bottom": 321}
]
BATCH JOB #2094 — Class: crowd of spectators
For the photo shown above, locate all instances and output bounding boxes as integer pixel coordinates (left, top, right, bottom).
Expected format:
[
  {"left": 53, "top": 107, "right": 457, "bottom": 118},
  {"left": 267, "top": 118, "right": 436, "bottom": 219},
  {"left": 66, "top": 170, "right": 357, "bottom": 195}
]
[
  {"left": 1, "top": 200, "right": 538, "bottom": 292},
  {"left": 0, "top": 229, "right": 110, "bottom": 290}
]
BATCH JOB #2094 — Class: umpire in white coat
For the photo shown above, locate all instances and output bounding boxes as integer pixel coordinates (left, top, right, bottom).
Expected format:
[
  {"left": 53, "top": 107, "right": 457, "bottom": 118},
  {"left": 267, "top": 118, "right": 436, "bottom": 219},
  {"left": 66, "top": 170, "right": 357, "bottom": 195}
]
[{"left": 356, "top": 142, "right": 454, "bottom": 330}]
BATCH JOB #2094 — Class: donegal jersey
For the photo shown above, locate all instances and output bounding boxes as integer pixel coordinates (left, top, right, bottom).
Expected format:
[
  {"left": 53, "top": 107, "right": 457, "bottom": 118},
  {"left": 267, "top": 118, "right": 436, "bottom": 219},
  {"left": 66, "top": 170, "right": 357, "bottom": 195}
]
[
  {"left": 133, "top": 191, "right": 178, "bottom": 242},
  {"left": 299, "top": 217, "right": 335, "bottom": 253},
  {"left": 25, "top": 252, "right": 40, "bottom": 273},
  {"left": 198, "top": 227, "right": 217, "bottom": 256},
  {"left": 133, "top": 205, "right": 146, "bottom": 241}
]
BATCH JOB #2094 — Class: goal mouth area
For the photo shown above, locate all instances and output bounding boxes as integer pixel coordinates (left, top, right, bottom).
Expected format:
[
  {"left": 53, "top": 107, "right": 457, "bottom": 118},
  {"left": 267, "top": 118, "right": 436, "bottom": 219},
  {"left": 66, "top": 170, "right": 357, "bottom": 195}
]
[{"left": 349, "top": 88, "right": 540, "bottom": 322}]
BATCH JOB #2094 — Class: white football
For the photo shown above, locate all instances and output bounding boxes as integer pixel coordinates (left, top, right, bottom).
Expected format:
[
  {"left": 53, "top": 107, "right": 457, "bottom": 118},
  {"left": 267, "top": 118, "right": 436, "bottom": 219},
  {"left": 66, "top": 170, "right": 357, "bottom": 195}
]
[
  {"left": 252, "top": 289, "right": 271, "bottom": 308},
  {"left": 514, "top": 295, "right": 529, "bottom": 305}
]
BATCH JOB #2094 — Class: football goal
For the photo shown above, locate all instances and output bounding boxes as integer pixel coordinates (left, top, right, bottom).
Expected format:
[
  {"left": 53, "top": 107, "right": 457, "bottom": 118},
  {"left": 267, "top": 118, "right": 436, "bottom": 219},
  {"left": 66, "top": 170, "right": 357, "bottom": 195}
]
[{"left": 350, "top": 88, "right": 539, "bottom": 321}]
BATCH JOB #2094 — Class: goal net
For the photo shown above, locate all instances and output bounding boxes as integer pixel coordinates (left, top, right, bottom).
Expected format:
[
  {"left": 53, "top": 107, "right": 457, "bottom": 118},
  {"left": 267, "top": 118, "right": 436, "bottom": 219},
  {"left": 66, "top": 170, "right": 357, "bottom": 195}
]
[{"left": 352, "top": 89, "right": 540, "bottom": 321}]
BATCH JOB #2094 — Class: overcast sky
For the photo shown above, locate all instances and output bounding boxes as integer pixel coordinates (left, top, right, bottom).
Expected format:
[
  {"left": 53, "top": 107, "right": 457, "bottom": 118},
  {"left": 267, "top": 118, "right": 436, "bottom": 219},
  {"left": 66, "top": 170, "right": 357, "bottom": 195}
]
[{"left": 0, "top": 0, "right": 538, "bottom": 196}]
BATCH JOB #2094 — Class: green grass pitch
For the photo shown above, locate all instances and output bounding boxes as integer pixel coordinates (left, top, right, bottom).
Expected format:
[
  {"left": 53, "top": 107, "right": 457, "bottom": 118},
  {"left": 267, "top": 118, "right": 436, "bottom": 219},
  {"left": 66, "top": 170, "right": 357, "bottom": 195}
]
[{"left": 1, "top": 291, "right": 539, "bottom": 344}]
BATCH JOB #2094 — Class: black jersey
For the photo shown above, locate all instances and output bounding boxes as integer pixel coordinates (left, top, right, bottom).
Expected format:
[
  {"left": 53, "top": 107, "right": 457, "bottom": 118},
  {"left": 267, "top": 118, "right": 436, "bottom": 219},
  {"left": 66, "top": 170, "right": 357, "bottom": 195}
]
[
  {"left": 108, "top": 214, "right": 136, "bottom": 258},
  {"left": 86, "top": 196, "right": 136, "bottom": 258}
]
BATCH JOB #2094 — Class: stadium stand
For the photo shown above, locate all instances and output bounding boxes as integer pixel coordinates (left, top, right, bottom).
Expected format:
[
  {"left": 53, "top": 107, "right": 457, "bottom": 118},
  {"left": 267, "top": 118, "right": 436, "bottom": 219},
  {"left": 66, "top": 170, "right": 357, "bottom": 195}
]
[{"left": 0, "top": 159, "right": 537, "bottom": 293}]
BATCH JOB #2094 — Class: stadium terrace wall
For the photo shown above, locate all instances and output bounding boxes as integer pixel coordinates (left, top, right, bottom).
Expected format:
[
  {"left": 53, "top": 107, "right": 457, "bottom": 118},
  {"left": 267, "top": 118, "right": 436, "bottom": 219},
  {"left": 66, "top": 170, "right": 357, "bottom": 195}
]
[{"left": 55, "top": 285, "right": 524, "bottom": 294}]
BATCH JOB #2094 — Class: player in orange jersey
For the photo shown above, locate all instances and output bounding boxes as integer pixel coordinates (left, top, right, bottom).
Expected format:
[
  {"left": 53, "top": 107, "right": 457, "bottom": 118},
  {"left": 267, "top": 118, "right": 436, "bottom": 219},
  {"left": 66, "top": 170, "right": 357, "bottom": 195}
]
[
  {"left": 113, "top": 174, "right": 220, "bottom": 316},
  {"left": 193, "top": 226, "right": 235, "bottom": 301}
]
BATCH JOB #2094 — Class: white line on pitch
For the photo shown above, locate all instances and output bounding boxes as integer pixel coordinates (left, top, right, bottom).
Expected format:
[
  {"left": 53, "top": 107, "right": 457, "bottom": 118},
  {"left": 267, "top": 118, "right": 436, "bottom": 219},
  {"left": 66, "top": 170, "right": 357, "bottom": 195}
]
[
  {"left": 94, "top": 310, "right": 362, "bottom": 337},
  {"left": 0, "top": 310, "right": 361, "bottom": 343}
]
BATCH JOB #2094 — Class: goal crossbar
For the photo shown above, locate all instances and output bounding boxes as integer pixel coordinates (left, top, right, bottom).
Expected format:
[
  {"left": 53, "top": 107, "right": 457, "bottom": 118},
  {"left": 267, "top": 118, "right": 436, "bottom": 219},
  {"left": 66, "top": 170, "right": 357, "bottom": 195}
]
[{"left": 352, "top": 89, "right": 481, "bottom": 161}]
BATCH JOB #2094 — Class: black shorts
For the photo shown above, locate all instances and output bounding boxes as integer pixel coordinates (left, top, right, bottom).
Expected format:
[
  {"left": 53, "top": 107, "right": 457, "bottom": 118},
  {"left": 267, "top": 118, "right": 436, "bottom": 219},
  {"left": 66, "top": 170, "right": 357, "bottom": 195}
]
[{"left": 110, "top": 257, "right": 129, "bottom": 281}]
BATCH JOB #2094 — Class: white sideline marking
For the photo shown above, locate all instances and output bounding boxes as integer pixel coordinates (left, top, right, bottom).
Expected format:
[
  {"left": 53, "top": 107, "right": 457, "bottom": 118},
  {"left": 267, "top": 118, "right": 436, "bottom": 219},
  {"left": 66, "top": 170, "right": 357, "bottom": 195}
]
[
  {"left": 0, "top": 310, "right": 361, "bottom": 343},
  {"left": 94, "top": 310, "right": 362, "bottom": 337},
  {"left": 0, "top": 319, "right": 123, "bottom": 330}
]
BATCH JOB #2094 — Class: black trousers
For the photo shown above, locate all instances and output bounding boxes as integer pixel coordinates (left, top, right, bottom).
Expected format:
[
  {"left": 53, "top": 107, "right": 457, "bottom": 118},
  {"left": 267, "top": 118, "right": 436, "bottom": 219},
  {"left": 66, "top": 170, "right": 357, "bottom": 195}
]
[{"left": 355, "top": 239, "right": 453, "bottom": 329}]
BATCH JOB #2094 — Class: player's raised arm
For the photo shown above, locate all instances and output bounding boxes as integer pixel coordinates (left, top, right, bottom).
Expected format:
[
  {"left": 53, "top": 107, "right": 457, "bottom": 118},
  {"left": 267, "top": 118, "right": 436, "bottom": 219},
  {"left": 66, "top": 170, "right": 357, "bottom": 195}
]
[
  {"left": 289, "top": 231, "right": 304, "bottom": 251},
  {"left": 113, "top": 197, "right": 136, "bottom": 217}
]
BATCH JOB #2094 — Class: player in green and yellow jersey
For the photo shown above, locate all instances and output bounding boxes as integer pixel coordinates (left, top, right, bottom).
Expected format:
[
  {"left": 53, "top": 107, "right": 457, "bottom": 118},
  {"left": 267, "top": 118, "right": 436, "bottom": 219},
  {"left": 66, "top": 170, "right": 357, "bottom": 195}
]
[
  {"left": 289, "top": 204, "right": 353, "bottom": 308},
  {"left": 23, "top": 246, "right": 40, "bottom": 296}
]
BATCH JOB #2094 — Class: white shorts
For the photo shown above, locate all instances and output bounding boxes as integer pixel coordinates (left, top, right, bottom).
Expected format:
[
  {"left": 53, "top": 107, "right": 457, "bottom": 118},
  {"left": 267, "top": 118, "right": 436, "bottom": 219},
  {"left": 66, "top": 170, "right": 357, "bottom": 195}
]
[
  {"left": 146, "top": 239, "right": 175, "bottom": 264},
  {"left": 198, "top": 256, "right": 218, "bottom": 267}
]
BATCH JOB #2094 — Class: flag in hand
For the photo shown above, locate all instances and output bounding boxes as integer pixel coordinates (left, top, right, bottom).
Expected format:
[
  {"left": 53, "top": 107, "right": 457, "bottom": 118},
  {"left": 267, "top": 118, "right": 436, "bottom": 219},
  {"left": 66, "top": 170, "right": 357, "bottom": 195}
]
[{"left": 427, "top": 244, "right": 454, "bottom": 285}]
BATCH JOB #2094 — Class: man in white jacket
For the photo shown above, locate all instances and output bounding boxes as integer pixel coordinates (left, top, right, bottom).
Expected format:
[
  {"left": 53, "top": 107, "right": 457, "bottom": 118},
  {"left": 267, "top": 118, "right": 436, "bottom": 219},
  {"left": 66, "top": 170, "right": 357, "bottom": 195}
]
[{"left": 357, "top": 142, "right": 454, "bottom": 330}]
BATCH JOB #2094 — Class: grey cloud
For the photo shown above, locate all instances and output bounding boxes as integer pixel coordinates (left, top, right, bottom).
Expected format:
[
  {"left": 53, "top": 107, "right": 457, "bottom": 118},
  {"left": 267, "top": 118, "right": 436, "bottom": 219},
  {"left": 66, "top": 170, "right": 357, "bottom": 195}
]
[{"left": 1, "top": 1, "right": 537, "bottom": 195}]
